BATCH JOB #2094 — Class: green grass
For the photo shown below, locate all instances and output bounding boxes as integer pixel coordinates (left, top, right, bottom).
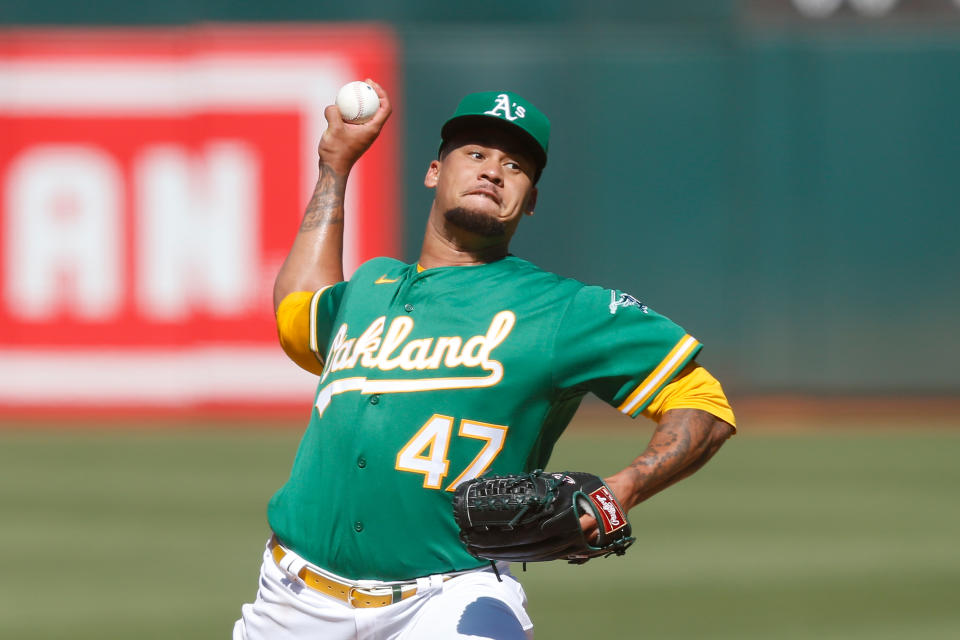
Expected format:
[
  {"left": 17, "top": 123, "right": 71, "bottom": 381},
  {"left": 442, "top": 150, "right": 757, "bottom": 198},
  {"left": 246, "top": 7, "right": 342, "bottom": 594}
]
[{"left": 1, "top": 420, "right": 958, "bottom": 639}]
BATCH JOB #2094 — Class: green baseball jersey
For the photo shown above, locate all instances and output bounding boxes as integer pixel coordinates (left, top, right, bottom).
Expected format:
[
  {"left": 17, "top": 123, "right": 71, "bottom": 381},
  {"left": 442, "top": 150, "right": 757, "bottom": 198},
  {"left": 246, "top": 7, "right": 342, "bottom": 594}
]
[{"left": 267, "top": 256, "right": 701, "bottom": 581}]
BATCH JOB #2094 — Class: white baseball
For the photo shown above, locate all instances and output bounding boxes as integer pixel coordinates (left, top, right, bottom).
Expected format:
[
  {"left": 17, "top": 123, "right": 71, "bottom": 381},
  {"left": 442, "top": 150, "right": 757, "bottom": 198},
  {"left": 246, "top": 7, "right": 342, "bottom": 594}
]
[{"left": 335, "top": 81, "right": 380, "bottom": 124}]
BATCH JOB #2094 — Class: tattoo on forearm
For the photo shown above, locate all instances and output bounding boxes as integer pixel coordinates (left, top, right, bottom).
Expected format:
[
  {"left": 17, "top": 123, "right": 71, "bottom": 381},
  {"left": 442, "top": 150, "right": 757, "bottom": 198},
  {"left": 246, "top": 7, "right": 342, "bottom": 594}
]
[
  {"left": 629, "top": 421, "right": 689, "bottom": 475},
  {"left": 300, "top": 164, "right": 346, "bottom": 232},
  {"left": 627, "top": 409, "right": 728, "bottom": 502}
]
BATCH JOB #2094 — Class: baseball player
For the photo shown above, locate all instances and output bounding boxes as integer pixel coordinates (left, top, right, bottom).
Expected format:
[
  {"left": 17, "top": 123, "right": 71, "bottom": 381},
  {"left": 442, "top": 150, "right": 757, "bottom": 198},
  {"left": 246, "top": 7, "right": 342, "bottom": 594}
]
[{"left": 233, "top": 80, "right": 736, "bottom": 639}]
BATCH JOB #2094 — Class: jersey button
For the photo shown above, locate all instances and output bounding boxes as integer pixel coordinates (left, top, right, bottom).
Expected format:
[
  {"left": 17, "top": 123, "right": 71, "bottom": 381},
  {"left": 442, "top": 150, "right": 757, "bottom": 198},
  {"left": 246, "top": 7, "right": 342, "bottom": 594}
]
[
  {"left": 357, "top": 456, "right": 367, "bottom": 468},
  {"left": 404, "top": 303, "right": 414, "bottom": 312},
  {"left": 369, "top": 394, "right": 380, "bottom": 405},
  {"left": 354, "top": 521, "right": 364, "bottom": 532}
]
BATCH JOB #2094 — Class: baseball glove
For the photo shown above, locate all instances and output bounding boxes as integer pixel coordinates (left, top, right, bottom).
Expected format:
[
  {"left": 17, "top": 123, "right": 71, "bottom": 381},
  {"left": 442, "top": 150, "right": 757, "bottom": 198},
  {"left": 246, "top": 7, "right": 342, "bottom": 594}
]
[{"left": 452, "top": 470, "right": 635, "bottom": 564}]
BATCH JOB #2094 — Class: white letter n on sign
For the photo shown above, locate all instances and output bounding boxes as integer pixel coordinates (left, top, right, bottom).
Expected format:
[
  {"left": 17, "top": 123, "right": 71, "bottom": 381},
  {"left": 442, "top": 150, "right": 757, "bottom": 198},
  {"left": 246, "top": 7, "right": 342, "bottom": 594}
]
[{"left": 134, "top": 141, "right": 259, "bottom": 321}]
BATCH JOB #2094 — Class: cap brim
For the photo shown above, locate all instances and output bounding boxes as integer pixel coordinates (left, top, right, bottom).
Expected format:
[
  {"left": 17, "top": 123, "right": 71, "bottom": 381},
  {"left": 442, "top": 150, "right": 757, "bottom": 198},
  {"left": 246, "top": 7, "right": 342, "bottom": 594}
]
[{"left": 440, "top": 115, "right": 547, "bottom": 178}]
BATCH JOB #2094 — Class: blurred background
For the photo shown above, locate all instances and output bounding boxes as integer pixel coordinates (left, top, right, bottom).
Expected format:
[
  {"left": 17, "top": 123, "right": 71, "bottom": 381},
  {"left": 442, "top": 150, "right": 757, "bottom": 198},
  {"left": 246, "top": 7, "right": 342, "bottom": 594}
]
[{"left": 1, "top": 1, "right": 958, "bottom": 638}]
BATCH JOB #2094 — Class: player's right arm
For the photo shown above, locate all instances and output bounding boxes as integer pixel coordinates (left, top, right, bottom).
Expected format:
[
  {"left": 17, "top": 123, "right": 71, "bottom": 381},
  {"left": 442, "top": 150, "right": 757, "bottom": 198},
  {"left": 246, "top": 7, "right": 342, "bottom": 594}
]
[{"left": 272, "top": 79, "right": 392, "bottom": 312}]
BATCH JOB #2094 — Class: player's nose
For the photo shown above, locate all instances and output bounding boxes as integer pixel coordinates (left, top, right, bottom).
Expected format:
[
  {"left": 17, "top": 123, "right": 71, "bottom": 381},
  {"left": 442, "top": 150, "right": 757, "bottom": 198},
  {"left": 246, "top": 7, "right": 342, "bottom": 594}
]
[{"left": 479, "top": 159, "right": 503, "bottom": 185}]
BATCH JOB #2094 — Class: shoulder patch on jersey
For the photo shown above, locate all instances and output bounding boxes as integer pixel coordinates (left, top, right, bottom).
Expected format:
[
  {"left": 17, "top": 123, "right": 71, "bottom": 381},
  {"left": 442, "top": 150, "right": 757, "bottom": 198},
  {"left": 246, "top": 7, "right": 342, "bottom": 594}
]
[
  {"left": 609, "top": 290, "right": 648, "bottom": 315},
  {"left": 375, "top": 274, "right": 400, "bottom": 285}
]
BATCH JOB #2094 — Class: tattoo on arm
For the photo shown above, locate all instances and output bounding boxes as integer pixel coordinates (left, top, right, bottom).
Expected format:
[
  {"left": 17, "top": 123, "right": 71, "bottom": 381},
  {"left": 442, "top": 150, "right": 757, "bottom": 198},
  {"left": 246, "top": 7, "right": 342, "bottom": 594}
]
[
  {"left": 299, "top": 164, "right": 346, "bottom": 232},
  {"left": 626, "top": 409, "right": 731, "bottom": 504}
]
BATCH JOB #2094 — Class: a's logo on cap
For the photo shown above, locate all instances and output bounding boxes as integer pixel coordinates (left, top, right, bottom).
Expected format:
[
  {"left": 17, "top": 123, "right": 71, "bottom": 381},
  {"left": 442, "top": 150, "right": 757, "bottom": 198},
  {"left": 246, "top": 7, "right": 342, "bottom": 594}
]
[{"left": 484, "top": 93, "right": 526, "bottom": 122}]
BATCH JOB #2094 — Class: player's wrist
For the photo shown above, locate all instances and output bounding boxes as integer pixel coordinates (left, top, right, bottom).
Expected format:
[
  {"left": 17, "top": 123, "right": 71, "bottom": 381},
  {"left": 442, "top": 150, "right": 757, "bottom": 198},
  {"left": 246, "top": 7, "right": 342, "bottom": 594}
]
[
  {"left": 317, "top": 156, "right": 356, "bottom": 178},
  {"left": 604, "top": 469, "right": 645, "bottom": 512}
]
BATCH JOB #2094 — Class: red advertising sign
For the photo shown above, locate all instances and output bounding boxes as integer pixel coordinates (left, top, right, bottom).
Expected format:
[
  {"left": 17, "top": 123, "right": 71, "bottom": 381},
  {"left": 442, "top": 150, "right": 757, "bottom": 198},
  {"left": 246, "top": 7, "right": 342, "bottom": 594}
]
[{"left": 0, "top": 26, "right": 400, "bottom": 415}]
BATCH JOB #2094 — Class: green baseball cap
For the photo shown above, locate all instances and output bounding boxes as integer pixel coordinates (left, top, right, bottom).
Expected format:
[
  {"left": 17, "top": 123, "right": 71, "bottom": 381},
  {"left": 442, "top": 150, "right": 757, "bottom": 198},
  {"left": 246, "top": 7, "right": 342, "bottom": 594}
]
[{"left": 440, "top": 91, "right": 550, "bottom": 180}]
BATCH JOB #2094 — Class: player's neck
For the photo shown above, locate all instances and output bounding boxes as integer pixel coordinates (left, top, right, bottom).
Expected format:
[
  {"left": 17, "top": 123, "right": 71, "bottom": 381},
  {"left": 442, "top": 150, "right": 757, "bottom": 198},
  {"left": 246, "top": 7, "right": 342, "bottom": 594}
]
[{"left": 418, "top": 216, "right": 511, "bottom": 269}]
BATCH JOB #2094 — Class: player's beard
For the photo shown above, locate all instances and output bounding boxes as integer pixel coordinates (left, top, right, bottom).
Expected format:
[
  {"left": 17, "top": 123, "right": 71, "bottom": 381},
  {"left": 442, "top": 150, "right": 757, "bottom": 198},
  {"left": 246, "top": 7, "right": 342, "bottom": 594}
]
[{"left": 443, "top": 207, "right": 506, "bottom": 238}]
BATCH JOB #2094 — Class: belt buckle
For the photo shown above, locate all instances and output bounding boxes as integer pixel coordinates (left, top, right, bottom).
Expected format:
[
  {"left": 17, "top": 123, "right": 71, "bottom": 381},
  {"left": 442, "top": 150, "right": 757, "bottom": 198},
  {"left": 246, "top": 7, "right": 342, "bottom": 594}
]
[
  {"left": 346, "top": 586, "right": 364, "bottom": 609},
  {"left": 347, "top": 584, "right": 408, "bottom": 608}
]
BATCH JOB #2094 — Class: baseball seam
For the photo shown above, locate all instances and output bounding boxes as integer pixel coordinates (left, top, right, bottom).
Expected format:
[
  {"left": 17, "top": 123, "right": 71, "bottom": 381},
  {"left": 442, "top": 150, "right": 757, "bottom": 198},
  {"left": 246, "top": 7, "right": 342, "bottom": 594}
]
[{"left": 353, "top": 84, "right": 367, "bottom": 122}]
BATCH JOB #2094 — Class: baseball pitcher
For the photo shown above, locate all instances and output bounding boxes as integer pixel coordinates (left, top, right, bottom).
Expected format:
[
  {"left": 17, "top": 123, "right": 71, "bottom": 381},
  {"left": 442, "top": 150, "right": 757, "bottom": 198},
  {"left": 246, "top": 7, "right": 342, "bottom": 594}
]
[{"left": 233, "top": 80, "right": 736, "bottom": 639}]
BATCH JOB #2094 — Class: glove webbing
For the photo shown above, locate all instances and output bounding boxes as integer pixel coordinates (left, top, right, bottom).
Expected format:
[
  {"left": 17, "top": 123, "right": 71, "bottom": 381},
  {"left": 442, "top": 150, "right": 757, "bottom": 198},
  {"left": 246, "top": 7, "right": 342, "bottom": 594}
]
[{"left": 466, "top": 470, "right": 562, "bottom": 529}]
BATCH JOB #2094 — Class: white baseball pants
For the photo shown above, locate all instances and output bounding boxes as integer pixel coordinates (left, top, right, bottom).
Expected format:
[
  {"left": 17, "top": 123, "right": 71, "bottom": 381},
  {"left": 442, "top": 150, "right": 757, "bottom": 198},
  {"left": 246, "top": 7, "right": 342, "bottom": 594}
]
[{"left": 233, "top": 542, "right": 534, "bottom": 640}]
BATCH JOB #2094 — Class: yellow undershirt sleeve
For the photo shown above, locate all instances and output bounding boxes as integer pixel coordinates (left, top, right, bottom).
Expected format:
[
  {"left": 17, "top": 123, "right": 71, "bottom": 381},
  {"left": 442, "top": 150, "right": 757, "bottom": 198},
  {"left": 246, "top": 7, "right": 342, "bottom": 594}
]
[
  {"left": 276, "top": 291, "right": 325, "bottom": 376},
  {"left": 641, "top": 362, "right": 737, "bottom": 431}
]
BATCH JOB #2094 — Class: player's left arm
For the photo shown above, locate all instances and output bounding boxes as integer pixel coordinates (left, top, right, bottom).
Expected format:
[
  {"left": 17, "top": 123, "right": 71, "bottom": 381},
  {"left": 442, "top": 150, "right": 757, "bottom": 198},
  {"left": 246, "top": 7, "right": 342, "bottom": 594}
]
[{"left": 604, "top": 361, "right": 735, "bottom": 511}]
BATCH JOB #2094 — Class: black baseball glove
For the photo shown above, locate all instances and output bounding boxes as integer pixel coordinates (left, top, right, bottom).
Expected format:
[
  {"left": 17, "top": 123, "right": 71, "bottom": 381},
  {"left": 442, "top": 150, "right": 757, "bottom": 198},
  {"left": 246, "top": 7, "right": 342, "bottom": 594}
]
[{"left": 452, "top": 470, "right": 635, "bottom": 564}]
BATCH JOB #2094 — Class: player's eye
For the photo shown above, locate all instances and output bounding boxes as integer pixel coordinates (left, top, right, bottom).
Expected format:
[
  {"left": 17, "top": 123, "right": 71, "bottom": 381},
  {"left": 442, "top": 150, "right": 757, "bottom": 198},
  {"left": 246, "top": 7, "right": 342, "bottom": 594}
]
[
  {"left": 467, "top": 150, "right": 483, "bottom": 160},
  {"left": 504, "top": 161, "right": 521, "bottom": 172}
]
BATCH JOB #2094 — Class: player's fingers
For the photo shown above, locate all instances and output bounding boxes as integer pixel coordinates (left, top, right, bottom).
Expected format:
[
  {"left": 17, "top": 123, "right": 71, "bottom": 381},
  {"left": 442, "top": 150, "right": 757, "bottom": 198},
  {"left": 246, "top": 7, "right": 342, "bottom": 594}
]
[
  {"left": 363, "top": 78, "right": 392, "bottom": 124},
  {"left": 364, "top": 78, "right": 387, "bottom": 103},
  {"left": 579, "top": 513, "right": 599, "bottom": 542},
  {"left": 323, "top": 104, "right": 346, "bottom": 132}
]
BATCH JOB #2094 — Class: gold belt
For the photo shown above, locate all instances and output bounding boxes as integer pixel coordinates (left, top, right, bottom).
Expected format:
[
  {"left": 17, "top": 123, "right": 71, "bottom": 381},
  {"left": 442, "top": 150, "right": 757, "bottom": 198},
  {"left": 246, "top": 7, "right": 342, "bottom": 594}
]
[{"left": 269, "top": 538, "right": 423, "bottom": 608}]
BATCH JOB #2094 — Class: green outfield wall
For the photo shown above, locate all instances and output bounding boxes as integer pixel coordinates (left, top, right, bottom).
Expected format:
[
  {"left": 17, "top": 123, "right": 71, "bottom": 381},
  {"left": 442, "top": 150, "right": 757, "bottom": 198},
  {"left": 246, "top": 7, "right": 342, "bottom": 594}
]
[{"left": 3, "top": 3, "right": 957, "bottom": 395}]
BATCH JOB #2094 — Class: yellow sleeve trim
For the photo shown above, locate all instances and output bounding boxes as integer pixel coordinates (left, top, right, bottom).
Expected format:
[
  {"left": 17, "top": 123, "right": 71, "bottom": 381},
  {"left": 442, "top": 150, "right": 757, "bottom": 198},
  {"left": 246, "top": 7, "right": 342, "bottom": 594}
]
[
  {"left": 276, "top": 288, "right": 331, "bottom": 376},
  {"left": 641, "top": 364, "right": 736, "bottom": 431},
  {"left": 617, "top": 334, "right": 700, "bottom": 415}
]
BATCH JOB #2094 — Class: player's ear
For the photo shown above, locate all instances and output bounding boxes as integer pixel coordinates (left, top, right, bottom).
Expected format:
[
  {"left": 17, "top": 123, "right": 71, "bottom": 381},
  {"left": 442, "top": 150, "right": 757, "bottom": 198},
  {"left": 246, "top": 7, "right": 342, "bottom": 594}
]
[
  {"left": 525, "top": 186, "right": 538, "bottom": 216},
  {"left": 424, "top": 160, "right": 441, "bottom": 188}
]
